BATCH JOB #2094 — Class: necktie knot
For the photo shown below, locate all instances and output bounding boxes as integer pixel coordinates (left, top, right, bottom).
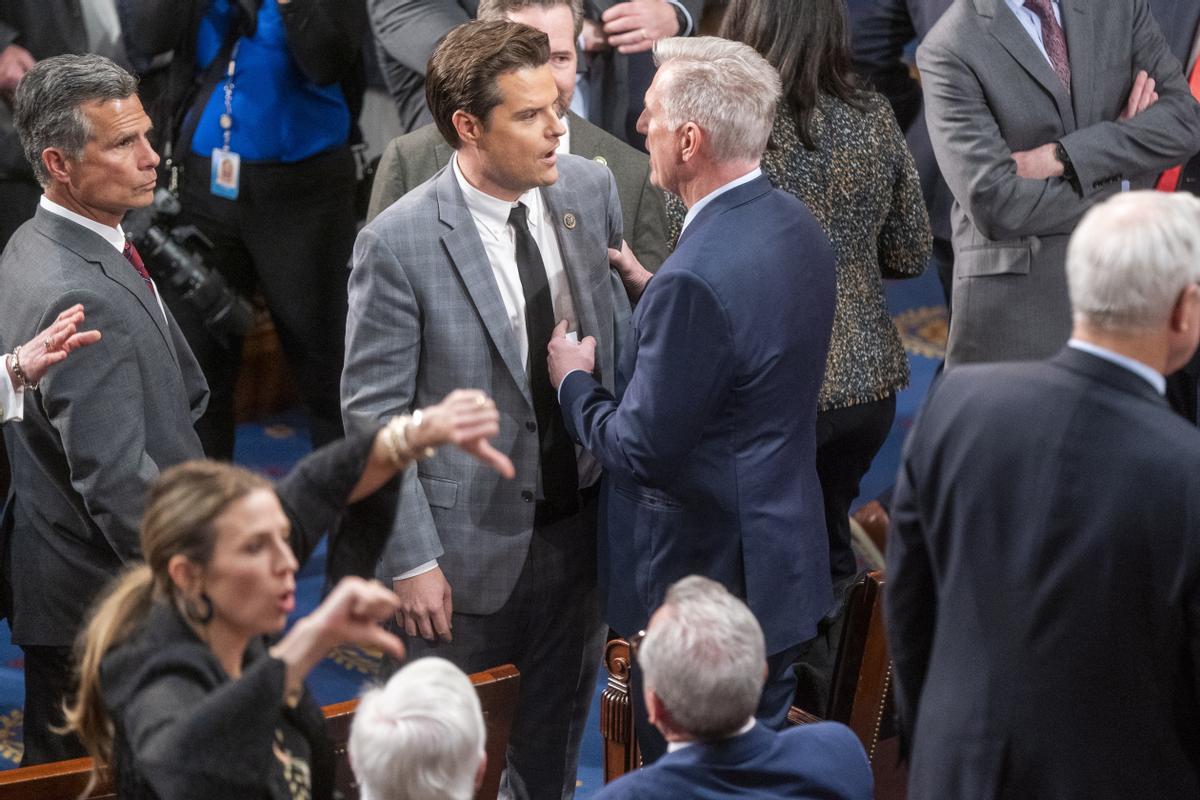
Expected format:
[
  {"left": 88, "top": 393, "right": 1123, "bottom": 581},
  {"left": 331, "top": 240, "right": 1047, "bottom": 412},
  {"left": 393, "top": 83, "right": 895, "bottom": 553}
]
[
  {"left": 508, "top": 202, "right": 529, "bottom": 229},
  {"left": 1022, "top": 0, "right": 1053, "bottom": 18},
  {"left": 123, "top": 239, "right": 156, "bottom": 296}
]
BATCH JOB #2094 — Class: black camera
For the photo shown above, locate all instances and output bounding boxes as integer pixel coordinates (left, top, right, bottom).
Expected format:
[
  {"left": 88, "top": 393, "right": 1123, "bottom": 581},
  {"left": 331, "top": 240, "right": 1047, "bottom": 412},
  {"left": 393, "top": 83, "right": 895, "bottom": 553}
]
[{"left": 123, "top": 189, "right": 254, "bottom": 344}]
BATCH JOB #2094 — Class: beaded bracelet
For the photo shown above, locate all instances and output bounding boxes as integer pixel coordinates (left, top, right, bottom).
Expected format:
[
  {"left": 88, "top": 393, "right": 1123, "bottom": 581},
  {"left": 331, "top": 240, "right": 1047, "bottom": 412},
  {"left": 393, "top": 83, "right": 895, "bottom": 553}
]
[{"left": 8, "top": 346, "right": 38, "bottom": 391}]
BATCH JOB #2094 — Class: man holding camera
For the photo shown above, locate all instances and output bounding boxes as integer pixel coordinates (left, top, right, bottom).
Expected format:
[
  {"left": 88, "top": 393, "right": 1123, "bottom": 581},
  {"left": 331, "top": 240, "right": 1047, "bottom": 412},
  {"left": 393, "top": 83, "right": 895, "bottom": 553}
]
[
  {"left": 119, "top": 0, "right": 365, "bottom": 459},
  {"left": 0, "top": 54, "right": 208, "bottom": 765}
]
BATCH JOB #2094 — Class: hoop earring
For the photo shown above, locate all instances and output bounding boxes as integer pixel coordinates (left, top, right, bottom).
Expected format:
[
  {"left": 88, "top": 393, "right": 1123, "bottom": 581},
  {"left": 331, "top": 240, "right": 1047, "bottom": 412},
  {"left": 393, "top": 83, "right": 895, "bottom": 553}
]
[{"left": 184, "top": 592, "right": 214, "bottom": 625}]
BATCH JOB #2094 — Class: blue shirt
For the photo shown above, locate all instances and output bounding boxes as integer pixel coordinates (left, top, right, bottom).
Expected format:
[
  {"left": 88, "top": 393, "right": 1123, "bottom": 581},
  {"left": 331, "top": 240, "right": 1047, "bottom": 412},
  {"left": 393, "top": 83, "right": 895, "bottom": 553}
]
[{"left": 191, "top": 0, "right": 350, "bottom": 162}]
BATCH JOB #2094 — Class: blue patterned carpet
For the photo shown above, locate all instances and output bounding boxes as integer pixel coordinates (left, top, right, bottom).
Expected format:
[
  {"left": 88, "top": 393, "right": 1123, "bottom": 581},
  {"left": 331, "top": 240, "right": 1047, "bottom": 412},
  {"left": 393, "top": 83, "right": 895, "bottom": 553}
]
[{"left": 0, "top": 268, "right": 947, "bottom": 791}]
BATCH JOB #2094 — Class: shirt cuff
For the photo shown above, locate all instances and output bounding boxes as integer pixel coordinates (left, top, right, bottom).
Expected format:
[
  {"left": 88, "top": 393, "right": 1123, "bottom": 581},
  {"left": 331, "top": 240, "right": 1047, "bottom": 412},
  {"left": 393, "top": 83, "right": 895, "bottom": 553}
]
[
  {"left": 1, "top": 365, "right": 23, "bottom": 423},
  {"left": 666, "top": 0, "right": 695, "bottom": 36},
  {"left": 393, "top": 560, "right": 438, "bottom": 582},
  {"left": 557, "top": 369, "right": 591, "bottom": 405}
]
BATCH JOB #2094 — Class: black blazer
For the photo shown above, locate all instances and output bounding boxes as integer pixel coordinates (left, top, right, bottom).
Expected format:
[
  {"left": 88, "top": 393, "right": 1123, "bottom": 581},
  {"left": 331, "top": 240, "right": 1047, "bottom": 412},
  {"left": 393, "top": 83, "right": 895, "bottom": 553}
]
[
  {"left": 887, "top": 348, "right": 1200, "bottom": 799},
  {"left": 98, "top": 428, "right": 391, "bottom": 800}
]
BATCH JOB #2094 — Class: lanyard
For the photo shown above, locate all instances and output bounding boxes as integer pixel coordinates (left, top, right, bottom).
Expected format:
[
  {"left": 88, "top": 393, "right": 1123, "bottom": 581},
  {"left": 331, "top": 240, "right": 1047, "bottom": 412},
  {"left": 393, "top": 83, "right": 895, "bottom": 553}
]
[{"left": 219, "top": 41, "right": 241, "bottom": 152}]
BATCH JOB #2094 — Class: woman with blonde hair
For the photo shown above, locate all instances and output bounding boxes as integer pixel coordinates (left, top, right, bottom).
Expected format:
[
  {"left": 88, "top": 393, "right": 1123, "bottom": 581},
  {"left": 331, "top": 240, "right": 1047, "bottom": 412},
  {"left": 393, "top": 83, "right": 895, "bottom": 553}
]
[{"left": 67, "top": 389, "right": 513, "bottom": 799}]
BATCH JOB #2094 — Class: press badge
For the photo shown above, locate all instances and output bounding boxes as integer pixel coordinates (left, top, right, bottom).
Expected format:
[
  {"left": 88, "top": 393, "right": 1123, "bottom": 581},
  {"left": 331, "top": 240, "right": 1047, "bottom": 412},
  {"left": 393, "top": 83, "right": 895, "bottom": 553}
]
[{"left": 211, "top": 148, "right": 241, "bottom": 199}]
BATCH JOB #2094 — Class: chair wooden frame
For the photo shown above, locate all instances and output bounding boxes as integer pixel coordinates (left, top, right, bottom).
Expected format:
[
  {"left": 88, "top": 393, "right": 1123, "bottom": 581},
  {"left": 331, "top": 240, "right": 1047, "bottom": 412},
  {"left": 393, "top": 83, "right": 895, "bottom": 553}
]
[
  {"left": 600, "top": 571, "right": 896, "bottom": 783},
  {"left": 0, "top": 664, "right": 520, "bottom": 800}
]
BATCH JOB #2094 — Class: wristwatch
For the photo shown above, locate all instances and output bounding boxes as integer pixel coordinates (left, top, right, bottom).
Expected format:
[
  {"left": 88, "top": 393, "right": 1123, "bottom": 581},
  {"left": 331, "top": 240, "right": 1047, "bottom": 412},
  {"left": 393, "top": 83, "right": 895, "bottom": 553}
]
[{"left": 1055, "top": 141, "right": 1077, "bottom": 186}]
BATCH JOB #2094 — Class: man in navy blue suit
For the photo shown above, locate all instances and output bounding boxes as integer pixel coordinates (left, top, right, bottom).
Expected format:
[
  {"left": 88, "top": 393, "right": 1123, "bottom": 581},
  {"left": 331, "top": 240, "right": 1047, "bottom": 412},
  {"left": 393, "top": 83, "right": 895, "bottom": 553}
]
[
  {"left": 888, "top": 191, "right": 1200, "bottom": 799},
  {"left": 594, "top": 576, "right": 872, "bottom": 799},
  {"left": 548, "top": 35, "right": 837, "bottom": 759}
]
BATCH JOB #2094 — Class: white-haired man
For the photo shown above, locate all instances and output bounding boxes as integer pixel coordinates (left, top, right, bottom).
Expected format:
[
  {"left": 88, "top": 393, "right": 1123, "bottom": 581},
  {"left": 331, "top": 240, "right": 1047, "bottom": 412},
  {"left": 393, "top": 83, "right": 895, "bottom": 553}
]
[
  {"left": 888, "top": 191, "right": 1200, "bottom": 798},
  {"left": 548, "top": 36, "right": 837, "bottom": 760},
  {"left": 595, "top": 576, "right": 872, "bottom": 799},
  {"left": 350, "top": 657, "right": 487, "bottom": 800}
]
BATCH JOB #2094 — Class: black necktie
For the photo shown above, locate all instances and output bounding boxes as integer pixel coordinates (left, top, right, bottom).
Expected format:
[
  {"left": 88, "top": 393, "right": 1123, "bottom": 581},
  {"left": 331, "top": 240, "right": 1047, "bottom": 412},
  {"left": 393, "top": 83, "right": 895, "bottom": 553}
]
[{"left": 509, "top": 202, "right": 579, "bottom": 513}]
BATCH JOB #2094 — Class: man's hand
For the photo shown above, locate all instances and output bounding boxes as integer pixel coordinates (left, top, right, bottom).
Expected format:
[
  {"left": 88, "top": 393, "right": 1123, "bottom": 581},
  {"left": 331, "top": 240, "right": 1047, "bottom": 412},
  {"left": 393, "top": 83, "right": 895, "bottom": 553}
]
[
  {"left": 602, "top": 0, "right": 681, "bottom": 54},
  {"left": 1012, "top": 143, "right": 1064, "bottom": 180},
  {"left": 11, "top": 304, "right": 103, "bottom": 387},
  {"left": 610, "top": 240, "right": 653, "bottom": 303},
  {"left": 393, "top": 566, "right": 454, "bottom": 642},
  {"left": 581, "top": 18, "right": 610, "bottom": 53},
  {"left": 1119, "top": 70, "right": 1158, "bottom": 121},
  {"left": 548, "top": 319, "right": 596, "bottom": 390},
  {"left": 0, "top": 44, "right": 34, "bottom": 97}
]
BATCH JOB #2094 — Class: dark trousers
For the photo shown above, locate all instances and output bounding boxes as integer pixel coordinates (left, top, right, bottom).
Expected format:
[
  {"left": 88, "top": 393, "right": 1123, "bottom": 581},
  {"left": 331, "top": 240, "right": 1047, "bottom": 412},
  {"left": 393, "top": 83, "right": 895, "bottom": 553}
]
[
  {"left": 389, "top": 496, "right": 605, "bottom": 800},
  {"left": 630, "top": 640, "right": 807, "bottom": 764},
  {"left": 175, "top": 148, "right": 355, "bottom": 459},
  {"left": 816, "top": 394, "right": 897, "bottom": 585},
  {"left": 20, "top": 645, "right": 85, "bottom": 766}
]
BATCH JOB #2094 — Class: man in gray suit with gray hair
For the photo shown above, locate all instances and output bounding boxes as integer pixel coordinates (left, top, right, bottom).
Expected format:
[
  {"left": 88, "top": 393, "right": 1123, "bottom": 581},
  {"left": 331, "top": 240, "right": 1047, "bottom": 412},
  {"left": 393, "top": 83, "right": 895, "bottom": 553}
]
[
  {"left": 341, "top": 19, "right": 625, "bottom": 799},
  {"left": 0, "top": 53, "right": 208, "bottom": 764},
  {"left": 920, "top": 0, "right": 1200, "bottom": 367}
]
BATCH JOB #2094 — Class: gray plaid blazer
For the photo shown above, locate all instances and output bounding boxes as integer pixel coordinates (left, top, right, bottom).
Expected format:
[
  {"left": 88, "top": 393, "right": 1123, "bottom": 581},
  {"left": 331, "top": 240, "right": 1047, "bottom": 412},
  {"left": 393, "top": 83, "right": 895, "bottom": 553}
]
[{"left": 342, "top": 154, "right": 625, "bottom": 614}]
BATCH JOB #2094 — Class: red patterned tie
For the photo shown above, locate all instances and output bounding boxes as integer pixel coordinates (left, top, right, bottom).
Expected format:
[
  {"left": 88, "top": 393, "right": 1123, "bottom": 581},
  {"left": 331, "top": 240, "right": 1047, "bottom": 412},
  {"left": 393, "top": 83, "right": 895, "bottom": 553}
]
[
  {"left": 1023, "top": 0, "right": 1071, "bottom": 93},
  {"left": 123, "top": 240, "right": 156, "bottom": 296}
]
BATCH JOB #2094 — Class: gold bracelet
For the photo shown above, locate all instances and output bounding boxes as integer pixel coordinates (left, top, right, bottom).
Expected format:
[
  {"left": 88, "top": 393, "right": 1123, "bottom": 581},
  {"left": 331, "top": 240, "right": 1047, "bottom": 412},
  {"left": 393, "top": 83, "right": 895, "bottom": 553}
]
[
  {"left": 402, "top": 410, "right": 437, "bottom": 461},
  {"left": 383, "top": 416, "right": 410, "bottom": 469},
  {"left": 9, "top": 346, "right": 37, "bottom": 390}
]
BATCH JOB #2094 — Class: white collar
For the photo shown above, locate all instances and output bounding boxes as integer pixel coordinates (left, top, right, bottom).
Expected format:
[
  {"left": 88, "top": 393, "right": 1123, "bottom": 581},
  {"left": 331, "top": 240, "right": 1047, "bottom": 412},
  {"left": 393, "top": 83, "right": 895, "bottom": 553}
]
[
  {"left": 558, "top": 114, "right": 571, "bottom": 155},
  {"left": 451, "top": 154, "right": 544, "bottom": 239},
  {"left": 1067, "top": 339, "right": 1166, "bottom": 395},
  {"left": 40, "top": 195, "right": 126, "bottom": 253},
  {"left": 680, "top": 167, "right": 762, "bottom": 236},
  {"left": 666, "top": 717, "right": 757, "bottom": 753}
]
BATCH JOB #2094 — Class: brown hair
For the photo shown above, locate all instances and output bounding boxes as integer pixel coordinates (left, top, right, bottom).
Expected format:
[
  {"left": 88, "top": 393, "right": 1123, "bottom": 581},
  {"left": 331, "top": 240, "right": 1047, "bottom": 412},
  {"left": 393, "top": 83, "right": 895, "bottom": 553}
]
[
  {"left": 720, "top": 0, "right": 868, "bottom": 150},
  {"left": 476, "top": 0, "right": 585, "bottom": 38},
  {"left": 426, "top": 20, "right": 551, "bottom": 149},
  {"left": 65, "top": 461, "right": 271, "bottom": 786}
]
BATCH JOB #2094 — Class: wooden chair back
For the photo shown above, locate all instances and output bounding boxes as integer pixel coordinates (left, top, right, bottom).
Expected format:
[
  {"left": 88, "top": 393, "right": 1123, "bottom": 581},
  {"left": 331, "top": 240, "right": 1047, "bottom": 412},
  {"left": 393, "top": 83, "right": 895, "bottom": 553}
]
[
  {"left": 599, "top": 571, "right": 901, "bottom": 788},
  {"left": 0, "top": 664, "right": 520, "bottom": 800}
]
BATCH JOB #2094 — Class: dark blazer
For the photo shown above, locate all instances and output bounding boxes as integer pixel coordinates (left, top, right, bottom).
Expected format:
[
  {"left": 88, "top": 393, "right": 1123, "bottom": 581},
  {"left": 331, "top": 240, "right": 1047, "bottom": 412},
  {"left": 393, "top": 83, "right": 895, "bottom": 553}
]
[
  {"left": 98, "top": 428, "right": 385, "bottom": 800},
  {"left": 559, "top": 175, "right": 836, "bottom": 656},
  {"left": 0, "top": 208, "right": 208, "bottom": 646},
  {"left": 850, "top": 0, "right": 953, "bottom": 242},
  {"left": 593, "top": 722, "right": 873, "bottom": 800},
  {"left": 0, "top": 1, "right": 89, "bottom": 180},
  {"left": 919, "top": 0, "right": 1200, "bottom": 366},
  {"left": 102, "top": 603, "right": 332, "bottom": 800},
  {"left": 366, "top": 112, "right": 669, "bottom": 270},
  {"left": 887, "top": 347, "right": 1200, "bottom": 799}
]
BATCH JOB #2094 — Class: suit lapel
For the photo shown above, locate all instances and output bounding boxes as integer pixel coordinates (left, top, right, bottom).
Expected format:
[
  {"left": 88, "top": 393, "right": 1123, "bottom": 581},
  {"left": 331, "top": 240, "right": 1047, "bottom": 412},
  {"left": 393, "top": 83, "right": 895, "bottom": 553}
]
[
  {"left": 540, "top": 176, "right": 607, "bottom": 385},
  {"left": 1062, "top": 0, "right": 1094, "bottom": 125},
  {"left": 33, "top": 208, "right": 181, "bottom": 369},
  {"left": 435, "top": 168, "right": 534, "bottom": 408},
  {"left": 980, "top": 0, "right": 1077, "bottom": 131}
]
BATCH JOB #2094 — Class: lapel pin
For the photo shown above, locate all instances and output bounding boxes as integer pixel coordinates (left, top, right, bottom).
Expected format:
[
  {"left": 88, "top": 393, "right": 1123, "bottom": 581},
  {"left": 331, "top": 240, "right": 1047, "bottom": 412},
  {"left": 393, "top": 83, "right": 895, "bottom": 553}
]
[
  {"left": 563, "top": 212, "right": 577, "bottom": 230},
  {"left": 592, "top": 155, "right": 608, "bottom": 167}
]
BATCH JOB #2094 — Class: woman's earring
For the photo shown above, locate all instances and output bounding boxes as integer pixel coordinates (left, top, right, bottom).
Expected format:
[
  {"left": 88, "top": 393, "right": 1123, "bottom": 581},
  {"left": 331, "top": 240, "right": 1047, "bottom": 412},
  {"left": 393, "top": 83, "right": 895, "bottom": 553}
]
[{"left": 184, "top": 592, "right": 214, "bottom": 625}]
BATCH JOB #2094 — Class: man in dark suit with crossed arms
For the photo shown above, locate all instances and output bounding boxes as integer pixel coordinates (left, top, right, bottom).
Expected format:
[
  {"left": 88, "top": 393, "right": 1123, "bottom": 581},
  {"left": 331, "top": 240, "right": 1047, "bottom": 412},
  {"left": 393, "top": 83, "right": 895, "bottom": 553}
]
[{"left": 888, "top": 190, "right": 1200, "bottom": 798}]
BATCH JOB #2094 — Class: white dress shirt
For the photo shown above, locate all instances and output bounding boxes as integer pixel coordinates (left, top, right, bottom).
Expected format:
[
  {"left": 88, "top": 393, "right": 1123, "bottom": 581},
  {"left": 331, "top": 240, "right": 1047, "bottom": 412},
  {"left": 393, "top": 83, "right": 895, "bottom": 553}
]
[
  {"left": 1067, "top": 339, "right": 1166, "bottom": 395},
  {"left": 1003, "top": 0, "right": 1065, "bottom": 69},
  {"left": 39, "top": 195, "right": 168, "bottom": 324},
  {"left": 666, "top": 717, "right": 758, "bottom": 753}
]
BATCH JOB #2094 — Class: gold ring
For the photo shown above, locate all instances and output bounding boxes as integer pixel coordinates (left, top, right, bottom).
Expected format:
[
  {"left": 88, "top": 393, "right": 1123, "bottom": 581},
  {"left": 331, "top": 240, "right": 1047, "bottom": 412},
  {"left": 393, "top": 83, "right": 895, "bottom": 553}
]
[
  {"left": 475, "top": 394, "right": 487, "bottom": 407},
  {"left": 43, "top": 338, "right": 53, "bottom": 351}
]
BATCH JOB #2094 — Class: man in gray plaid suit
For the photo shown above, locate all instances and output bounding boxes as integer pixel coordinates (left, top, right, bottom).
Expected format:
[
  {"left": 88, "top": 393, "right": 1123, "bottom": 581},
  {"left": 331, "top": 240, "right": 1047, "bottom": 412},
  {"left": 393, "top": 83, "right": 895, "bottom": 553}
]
[{"left": 341, "top": 20, "right": 626, "bottom": 799}]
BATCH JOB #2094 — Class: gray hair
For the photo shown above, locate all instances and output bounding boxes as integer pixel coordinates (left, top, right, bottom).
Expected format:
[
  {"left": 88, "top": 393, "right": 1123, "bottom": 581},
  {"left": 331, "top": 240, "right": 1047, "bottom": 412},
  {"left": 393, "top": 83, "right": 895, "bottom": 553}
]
[
  {"left": 1067, "top": 191, "right": 1200, "bottom": 331},
  {"left": 349, "top": 657, "right": 485, "bottom": 800},
  {"left": 651, "top": 36, "right": 781, "bottom": 163},
  {"left": 477, "top": 0, "right": 585, "bottom": 37},
  {"left": 13, "top": 54, "right": 139, "bottom": 188},
  {"left": 637, "top": 575, "right": 766, "bottom": 739}
]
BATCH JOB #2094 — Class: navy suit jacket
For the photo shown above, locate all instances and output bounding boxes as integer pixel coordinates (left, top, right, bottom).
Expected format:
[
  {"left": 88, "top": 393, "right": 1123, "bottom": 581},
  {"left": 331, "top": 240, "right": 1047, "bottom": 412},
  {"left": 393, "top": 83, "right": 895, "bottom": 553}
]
[
  {"left": 592, "top": 722, "right": 872, "bottom": 800},
  {"left": 888, "top": 348, "right": 1200, "bottom": 799},
  {"left": 559, "top": 175, "right": 836, "bottom": 655}
]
